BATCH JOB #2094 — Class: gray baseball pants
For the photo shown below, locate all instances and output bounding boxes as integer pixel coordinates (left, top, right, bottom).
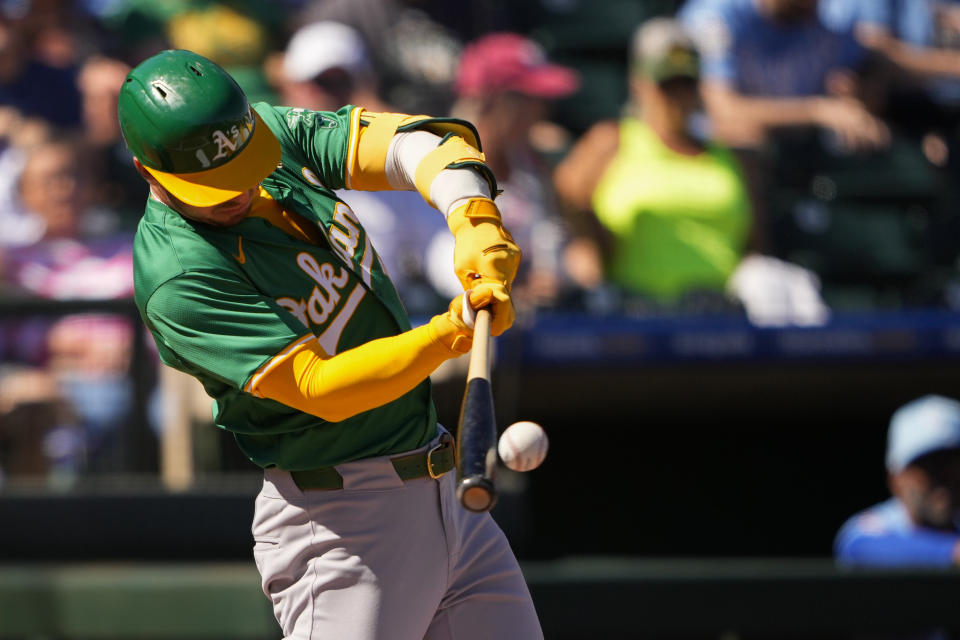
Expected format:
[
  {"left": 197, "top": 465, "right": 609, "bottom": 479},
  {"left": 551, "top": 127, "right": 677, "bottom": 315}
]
[{"left": 252, "top": 432, "right": 543, "bottom": 639}]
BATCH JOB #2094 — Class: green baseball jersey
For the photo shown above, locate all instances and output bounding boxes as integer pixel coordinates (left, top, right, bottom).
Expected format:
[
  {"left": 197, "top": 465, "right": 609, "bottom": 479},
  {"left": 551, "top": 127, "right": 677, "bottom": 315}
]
[{"left": 133, "top": 103, "right": 439, "bottom": 471}]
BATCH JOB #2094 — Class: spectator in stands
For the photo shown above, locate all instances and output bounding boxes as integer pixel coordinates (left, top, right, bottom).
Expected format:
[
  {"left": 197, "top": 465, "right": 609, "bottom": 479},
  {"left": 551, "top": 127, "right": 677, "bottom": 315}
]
[
  {"left": 835, "top": 394, "right": 960, "bottom": 567},
  {"left": 0, "top": 139, "right": 135, "bottom": 477},
  {"left": 297, "top": 0, "right": 462, "bottom": 114},
  {"left": 0, "top": 16, "right": 82, "bottom": 129},
  {"left": 439, "top": 32, "right": 590, "bottom": 311},
  {"left": 279, "top": 20, "right": 391, "bottom": 113},
  {"left": 676, "top": 0, "right": 960, "bottom": 312},
  {"left": 0, "top": 107, "right": 52, "bottom": 248},
  {"left": 822, "top": 0, "right": 960, "bottom": 103},
  {"left": 8, "top": 140, "right": 130, "bottom": 275},
  {"left": 678, "top": 0, "right": 890, "bottom": 152},
  {"left": 821, "top": 0, "right": 960, "bottom": 167},
  {"left": 77, "top": 55, "right": 144, "bottom": 226},
  {"left": 0, "top": 359, "right": 73, "bottom": 483},
  {"left": 554, "top": 17, "right": 829, "bottom": 325},
  {"left": 164, "top": 2, "right": 280, "bottom": 104}
]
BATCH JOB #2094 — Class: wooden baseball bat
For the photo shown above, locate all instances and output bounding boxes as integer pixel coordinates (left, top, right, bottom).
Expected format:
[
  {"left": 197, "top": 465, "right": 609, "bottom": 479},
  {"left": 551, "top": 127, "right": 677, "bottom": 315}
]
[{"left": 455, "top": 308, "right": 498, "bottom": 512}]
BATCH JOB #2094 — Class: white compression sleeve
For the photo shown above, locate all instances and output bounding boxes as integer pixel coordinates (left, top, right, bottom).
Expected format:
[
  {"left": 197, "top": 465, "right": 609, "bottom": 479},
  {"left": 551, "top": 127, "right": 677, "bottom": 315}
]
[{"left": 385, "top": 130, "right": 491, "bottom": 216}]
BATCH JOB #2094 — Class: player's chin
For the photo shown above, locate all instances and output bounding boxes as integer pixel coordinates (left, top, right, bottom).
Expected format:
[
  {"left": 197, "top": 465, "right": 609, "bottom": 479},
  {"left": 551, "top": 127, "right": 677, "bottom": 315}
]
[
  {"left": 209, "top": 188, "right": 257, "bottom": 225},
  {"left": 219, "top": 210, "right": 251, "bottom": 226},
  {"left": 210, "top": 203, "right": 252, "bottom": 226}
]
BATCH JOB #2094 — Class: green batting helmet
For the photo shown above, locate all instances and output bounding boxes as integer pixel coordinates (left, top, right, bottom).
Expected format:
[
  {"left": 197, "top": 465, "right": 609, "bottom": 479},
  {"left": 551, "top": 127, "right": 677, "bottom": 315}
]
[{"left": 118, "top": 49, "right": 281, "bottom": 207}]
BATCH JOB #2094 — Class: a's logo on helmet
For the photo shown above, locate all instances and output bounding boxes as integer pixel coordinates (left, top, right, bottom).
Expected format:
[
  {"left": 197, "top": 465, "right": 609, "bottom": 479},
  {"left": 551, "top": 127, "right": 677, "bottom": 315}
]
[
  {"left": 212, "top": 126, "right": 241, "bottom": 161},
  {"left": 194, "top": 110, "right": 255, "bottom": 169}
]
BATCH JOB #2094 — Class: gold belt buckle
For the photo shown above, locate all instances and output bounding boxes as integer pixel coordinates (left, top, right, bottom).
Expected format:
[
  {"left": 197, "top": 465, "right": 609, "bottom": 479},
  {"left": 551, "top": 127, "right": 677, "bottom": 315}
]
[{"left": 427, "top": 432, "right": 454, "bottom": 479}]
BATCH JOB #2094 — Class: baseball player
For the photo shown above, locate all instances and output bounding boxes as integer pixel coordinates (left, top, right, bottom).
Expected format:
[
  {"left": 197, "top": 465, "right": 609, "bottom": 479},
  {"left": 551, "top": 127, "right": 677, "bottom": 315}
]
[{"left": 118, "top": 50, "right": 541, "bottom": 639}]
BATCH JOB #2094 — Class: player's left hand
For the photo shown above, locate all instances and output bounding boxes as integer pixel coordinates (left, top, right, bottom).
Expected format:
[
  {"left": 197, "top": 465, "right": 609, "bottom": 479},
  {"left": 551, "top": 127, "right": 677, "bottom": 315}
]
[{"left": 448, "top": 198, "right": 521, "bottom": 336}]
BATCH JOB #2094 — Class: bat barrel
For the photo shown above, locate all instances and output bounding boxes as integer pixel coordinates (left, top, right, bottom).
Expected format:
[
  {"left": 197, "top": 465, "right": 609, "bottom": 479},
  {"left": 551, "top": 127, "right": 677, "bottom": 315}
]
[
  {"left": 456, "top": 377, "right": 497, "bottom": 485},
  {"left": 455, "top": 308, "right": 498, "bottom": 512}
]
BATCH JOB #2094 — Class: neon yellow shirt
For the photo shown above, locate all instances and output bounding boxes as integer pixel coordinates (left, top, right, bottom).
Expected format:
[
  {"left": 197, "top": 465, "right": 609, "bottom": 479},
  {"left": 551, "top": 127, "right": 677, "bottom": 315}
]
[{"left": 592, "top": 118, "right": 751, "bottom": 300}]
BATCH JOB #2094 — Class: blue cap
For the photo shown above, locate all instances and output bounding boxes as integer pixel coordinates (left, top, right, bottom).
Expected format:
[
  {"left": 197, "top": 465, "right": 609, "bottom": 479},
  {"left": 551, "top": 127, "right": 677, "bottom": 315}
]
[{"left": 886, "top": 395, "right": 960, "bottom": 473}]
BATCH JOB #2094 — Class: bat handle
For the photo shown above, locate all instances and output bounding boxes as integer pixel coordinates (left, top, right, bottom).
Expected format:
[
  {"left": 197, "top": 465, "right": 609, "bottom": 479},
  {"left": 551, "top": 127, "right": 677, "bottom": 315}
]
[{"left": 467, "top": 308, "right": 492, "bottom": 382}]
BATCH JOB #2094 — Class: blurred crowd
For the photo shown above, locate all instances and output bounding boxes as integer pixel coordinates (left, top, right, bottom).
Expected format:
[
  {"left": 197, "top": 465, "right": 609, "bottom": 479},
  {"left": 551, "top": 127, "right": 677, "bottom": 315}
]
[{"left": 2, "top": 0, "right": 960, "bottom": 486}]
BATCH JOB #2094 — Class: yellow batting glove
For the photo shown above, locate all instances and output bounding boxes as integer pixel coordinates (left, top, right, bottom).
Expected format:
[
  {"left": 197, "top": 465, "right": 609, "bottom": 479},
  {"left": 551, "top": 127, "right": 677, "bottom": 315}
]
[
  {"left": 447, "top": 198, "right": 522, "bottom": 336},
  {"left": 468, "top": 282, "right": 514, "bottom": 336},
  {"left": 428, "top": 292, "right": 480, "bottom": 354}
]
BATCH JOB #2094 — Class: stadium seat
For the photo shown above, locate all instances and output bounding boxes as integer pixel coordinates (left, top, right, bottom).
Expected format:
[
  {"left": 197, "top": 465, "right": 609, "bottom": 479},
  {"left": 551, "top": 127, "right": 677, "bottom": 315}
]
[{"left": 765, "top": 129, "right": 960, "bottom": 308}]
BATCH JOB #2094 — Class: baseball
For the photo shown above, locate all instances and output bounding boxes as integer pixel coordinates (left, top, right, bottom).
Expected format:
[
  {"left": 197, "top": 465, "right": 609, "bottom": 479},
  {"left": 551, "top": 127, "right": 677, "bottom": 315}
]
[{"left": 497, "top": 421, "right": 548, "bottom": 472}]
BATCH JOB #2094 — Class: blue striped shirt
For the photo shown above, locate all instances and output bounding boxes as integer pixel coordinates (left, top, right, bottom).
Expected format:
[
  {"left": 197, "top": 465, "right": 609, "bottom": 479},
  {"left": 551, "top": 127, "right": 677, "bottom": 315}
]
[
  {"left": 834, "top": 498, "right": 960, "bottom": 567},
  {"left": 679, "top": 0, "right": 866, "bottom": 96}
]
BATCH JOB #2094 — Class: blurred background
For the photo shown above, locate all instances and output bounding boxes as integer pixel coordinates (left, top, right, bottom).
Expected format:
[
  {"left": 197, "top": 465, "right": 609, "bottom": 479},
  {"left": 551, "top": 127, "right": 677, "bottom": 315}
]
[{"left": 2, "top": 0, "right": 960, "bottom": 638}]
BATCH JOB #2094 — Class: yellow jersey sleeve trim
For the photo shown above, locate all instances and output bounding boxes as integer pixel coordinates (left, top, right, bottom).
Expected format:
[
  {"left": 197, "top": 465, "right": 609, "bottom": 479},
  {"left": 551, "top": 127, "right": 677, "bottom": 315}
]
[
  {"left": 349, "top": 111, "right": 409, "bottom": 191},
  {"left": 244, "top": 333, "right": 321, "bottom": 397},
  {"left": 413, "top": 136, "right": 486, "bottom": 208},
  {"left": 344, "top": 106, "right": 364, "bottom": 190}
]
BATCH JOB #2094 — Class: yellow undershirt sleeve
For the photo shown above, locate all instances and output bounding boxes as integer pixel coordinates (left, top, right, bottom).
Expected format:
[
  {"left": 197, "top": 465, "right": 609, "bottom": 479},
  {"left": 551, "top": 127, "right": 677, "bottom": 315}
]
[{"left": 246, "top": 313, "right": 471, "bottom": 423}]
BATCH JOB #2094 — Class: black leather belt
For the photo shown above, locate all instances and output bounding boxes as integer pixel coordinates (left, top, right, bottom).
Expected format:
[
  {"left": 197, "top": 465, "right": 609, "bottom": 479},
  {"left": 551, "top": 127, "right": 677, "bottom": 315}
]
[{"left": 290, "top": 433, "right": 455, "bottom": 490}]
